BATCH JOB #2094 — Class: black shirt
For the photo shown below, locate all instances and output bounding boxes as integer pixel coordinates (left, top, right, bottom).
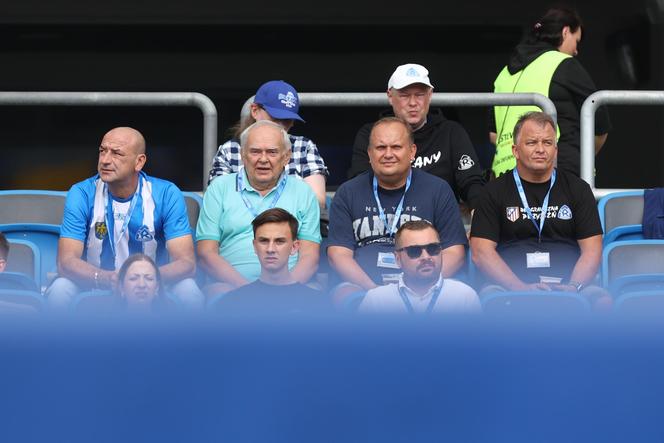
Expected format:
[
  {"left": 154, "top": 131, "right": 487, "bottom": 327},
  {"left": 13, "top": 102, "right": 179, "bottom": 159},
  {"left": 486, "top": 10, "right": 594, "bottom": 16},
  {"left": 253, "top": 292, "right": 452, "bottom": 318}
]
[
  {"left": 470, "top": 168, "right": 602, "bottom": 283},
  {"left": 213, "top": 280, "right": 330, "bottom": 315}
]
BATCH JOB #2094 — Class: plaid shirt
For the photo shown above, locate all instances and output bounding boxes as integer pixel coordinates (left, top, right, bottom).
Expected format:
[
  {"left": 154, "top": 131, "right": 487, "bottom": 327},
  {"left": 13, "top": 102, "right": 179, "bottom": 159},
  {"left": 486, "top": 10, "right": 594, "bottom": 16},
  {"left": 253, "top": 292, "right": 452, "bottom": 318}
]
[{"left": 208, "top": 135, "right": 329, "bottom": 184}]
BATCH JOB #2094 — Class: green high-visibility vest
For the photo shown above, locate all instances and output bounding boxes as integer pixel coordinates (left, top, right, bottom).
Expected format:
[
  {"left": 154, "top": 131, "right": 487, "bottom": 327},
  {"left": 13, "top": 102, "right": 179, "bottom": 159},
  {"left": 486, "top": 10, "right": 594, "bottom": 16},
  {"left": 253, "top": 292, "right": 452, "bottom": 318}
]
[{"left": 492, "top": 50, "right": 570, "bottom": 177}]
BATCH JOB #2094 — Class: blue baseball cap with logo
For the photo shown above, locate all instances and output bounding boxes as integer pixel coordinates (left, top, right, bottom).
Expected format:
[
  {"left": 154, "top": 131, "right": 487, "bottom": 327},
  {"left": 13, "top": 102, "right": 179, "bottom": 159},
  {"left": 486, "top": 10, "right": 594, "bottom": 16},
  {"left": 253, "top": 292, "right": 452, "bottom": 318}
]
[{"left": 254, "top": 80, "right": 305, "bottom": 123}]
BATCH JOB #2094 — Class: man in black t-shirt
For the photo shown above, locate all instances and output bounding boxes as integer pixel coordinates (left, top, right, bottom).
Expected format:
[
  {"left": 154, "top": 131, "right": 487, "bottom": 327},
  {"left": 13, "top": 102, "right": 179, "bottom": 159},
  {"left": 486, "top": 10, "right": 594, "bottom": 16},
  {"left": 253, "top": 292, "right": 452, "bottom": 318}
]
[
  {"left": 471, "top": 112, "right": 609, "bottom": 306},
  {"left": 213, "top": 208, "right": 328, "bottom": 315}
]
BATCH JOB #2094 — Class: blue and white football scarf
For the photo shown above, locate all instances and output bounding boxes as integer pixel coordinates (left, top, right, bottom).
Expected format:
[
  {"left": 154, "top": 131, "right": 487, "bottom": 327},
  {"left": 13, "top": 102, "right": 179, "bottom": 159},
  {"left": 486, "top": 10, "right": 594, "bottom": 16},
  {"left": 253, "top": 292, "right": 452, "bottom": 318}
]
[{"left": 86, "top": 173, "right": 157, "bottom": 270}]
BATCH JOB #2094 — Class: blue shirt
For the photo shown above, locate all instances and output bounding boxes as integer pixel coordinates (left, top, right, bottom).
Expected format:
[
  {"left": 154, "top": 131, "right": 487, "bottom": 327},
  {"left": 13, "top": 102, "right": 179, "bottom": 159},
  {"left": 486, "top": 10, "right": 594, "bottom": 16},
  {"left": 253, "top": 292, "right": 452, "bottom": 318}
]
[
  {"left": 196, "top": 170, "right": 321, "bottom": 282},
  {"left": 60, "top": 173, "right": 191, "bottom": 270}
]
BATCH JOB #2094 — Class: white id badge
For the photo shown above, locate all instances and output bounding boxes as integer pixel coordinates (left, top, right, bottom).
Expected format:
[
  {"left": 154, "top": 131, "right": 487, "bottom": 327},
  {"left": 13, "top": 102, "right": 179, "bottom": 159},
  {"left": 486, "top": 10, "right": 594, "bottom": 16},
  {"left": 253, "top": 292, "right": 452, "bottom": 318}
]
[
  {"left": 377, "top": 252, "right": 399, "bottom": 269},
  {"left": 526, "top": 252, "right": 550, "bottom": 269}
]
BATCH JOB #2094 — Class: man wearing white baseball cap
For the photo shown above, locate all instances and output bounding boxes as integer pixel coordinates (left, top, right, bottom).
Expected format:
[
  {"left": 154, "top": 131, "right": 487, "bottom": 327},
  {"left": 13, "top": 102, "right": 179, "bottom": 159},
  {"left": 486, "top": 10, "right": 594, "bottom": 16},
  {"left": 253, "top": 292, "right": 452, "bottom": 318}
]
[{"left": 347, "top": 63, "right": 485, "bottom": 211}]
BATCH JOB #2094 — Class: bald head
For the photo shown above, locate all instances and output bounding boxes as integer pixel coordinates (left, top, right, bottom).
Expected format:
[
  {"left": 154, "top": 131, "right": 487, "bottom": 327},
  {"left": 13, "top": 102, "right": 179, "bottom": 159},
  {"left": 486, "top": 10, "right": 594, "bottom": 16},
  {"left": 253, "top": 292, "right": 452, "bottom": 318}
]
[
  {"left": 102, "top": 127, "right": 146, "bottom": 155},
  {"left": 98, "top": 127, "right": 148, "bottom": 196}
]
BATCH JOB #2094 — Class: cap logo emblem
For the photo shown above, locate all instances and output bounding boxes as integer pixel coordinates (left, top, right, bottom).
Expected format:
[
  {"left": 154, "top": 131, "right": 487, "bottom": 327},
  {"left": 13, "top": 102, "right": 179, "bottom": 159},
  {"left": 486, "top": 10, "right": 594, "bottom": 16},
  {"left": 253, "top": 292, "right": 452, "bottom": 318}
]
[
  {"left": 406, "top": 67, "right": 420, "bottom": 77},
  {"left": 278, "top": 91, "right": 298, "bottom": 109}
]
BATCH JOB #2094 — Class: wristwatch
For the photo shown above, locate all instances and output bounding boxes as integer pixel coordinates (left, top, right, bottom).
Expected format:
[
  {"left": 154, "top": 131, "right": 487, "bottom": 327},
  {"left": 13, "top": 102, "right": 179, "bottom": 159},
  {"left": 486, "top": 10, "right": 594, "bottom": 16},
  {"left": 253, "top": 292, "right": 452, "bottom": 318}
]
[{"left": 567, "top": 280, "right": 583, "bottom": 292}]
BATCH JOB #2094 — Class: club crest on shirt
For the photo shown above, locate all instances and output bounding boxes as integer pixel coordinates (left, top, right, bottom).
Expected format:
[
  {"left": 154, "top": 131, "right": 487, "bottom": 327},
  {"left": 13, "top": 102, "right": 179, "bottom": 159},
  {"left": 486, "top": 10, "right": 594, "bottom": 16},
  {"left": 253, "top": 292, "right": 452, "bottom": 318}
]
[
  {"left": 94, "top": 222, "right": 108, "bottom": 240},
  {"left": 506, "top": 206, "right": 520, "bottom": 223},
  {"left": 557, "top": 205, "right": 573, "bottom": 220},
  {"left": 135, "top": 225, "right": 155, "bottom": 242},
  {"left": 458, "top": 154, "right": 475, "bottom": 171}
]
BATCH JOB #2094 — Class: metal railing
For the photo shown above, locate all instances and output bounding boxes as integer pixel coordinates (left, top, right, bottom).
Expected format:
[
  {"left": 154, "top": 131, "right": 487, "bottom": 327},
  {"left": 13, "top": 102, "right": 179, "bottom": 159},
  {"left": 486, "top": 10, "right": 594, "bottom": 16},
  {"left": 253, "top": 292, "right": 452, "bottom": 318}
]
[
  {"left": 581, "top": 90, "right": 664, "bottom": 198},
  {"left": 241, "top": 91, "right": 557, "bottom": 123},
  {"left": 0, "top": 91, "right": 218, "bottom": 190}
]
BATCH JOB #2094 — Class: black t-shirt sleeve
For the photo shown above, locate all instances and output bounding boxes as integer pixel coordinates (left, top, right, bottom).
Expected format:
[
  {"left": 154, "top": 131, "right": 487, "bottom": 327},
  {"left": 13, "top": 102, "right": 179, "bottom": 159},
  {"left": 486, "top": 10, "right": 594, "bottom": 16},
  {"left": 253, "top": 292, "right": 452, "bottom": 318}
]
[
  {"left": 433, "top": 179, "right": 469, "bottom": 248},
  {"left": 448, "top": 121, "right": 486, "bottom": 209},
  {"left": 470, "top": 181, "right": 502, "bottom": 243},
  {"left": 571, "top": 179, "right": 603, "bottom": 239},
  {"left": 346, "top": 123, "right": 372, "bottom": 179},
  {"left": 554, "top": 58, "right": 612, "bottom": 135}
]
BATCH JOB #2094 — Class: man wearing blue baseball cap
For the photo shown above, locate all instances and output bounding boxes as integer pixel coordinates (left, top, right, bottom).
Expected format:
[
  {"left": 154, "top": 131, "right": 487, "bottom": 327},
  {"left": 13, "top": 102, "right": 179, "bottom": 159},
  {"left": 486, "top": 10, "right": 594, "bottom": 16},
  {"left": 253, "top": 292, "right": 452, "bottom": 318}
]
[{"left": 208, "top": 80, "right": 329, "bottom": 210}]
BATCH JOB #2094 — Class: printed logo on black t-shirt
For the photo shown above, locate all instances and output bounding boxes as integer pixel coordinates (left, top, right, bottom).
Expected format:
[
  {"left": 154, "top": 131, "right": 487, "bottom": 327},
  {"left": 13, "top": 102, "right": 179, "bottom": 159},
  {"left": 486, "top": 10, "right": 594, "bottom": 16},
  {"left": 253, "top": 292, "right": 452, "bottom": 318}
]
[
  {"left": 506, "top": 207, "right": 520, "bottom": 222},
  {"left": 458, "top": 154, "right": 475, "bottom": 171},
  {"left": 557, "top": 205, "right": 573, "bottom": 220}
]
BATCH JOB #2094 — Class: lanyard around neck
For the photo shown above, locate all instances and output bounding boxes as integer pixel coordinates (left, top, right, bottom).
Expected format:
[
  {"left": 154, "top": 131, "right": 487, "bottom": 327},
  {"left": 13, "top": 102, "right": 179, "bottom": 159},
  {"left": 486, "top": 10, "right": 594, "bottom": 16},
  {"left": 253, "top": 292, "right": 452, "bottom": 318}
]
[
  {"left": 104, "top": 178, "right": 141, "bottom": 257},
  {"left": 372, "top": 170, "right": 412, "bottom": 237},
  {"left": 512, "top": 168, "right": 556, "bottom": 241},
  {"left": 237, "top": 167, "right": 288, "bottom": 218},
  {"left": 398, "top": 284, "right": 442, "bottom": 314}
]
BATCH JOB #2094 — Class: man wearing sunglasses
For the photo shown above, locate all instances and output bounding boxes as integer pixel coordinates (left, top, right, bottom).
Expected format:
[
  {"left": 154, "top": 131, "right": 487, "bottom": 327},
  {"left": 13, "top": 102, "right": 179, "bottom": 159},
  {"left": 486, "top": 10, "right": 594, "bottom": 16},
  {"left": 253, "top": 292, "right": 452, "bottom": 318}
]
[{"left": 359, "top": 220, "right": 480, "bottom": 313}]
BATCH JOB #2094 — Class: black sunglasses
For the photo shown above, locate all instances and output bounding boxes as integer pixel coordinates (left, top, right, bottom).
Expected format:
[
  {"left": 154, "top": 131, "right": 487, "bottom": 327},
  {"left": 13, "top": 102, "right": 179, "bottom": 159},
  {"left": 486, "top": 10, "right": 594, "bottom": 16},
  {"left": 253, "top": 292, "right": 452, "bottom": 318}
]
[{"left": 396, "top": 242, "right": 442, "bottom": 259}]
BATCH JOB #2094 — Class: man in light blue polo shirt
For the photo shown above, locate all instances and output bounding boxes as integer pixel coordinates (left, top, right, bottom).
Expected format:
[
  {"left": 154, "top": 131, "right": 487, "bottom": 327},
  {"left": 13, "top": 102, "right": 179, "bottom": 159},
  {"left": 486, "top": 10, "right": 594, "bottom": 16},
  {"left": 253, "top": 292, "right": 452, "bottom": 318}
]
[{"left": 196, "top": 120, "right": 321, "bottom": 296}]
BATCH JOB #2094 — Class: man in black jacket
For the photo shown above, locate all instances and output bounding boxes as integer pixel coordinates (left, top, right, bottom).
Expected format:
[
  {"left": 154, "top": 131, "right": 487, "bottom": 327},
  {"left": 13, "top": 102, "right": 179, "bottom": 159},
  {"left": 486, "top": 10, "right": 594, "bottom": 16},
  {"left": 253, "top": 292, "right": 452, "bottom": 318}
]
[{"left": 347, "top": 63, "right": 485, "bottom": 210}]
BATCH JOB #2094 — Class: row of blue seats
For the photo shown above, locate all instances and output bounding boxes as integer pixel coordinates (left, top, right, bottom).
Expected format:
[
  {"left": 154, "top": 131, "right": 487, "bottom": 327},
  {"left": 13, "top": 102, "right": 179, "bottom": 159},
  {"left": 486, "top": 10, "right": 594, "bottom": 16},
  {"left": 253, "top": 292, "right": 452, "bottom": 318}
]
[
  {"left": 0, "top": 190, "right": 661, "bottom": 302},
  {"left": 0, "top": 286, "right": 662, "bottom": 316}
]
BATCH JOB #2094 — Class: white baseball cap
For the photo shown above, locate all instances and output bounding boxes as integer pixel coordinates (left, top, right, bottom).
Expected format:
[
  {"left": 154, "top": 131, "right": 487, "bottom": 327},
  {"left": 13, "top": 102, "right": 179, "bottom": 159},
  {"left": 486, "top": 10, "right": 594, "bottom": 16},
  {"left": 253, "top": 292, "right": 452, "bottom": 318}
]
[{"left": 387, "top": 63, "right": 434, "bottom": 90}]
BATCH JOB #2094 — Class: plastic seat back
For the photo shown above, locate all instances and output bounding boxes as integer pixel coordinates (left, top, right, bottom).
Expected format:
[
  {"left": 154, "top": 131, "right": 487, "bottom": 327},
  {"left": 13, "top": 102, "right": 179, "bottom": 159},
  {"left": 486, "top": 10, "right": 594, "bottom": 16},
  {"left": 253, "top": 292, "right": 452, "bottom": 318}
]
[
  {"left": 0, "top": 272, "right": 40, "bottom": 292},
  {"left": 601, "top": 240, "right": 664, "bottom": 288},
  {"left": 597, "top": 191, "right": 644, "bottom": 245},
  {"left": 6, "top": 238, "right": 41, "bottom": 283},
  {"left": 0, "top": 190, "right": 67, "bottom": 225},
  {"left": 0, "top": 224, "right": 60, "bottom": 290},
  {"left": 0, "top": 289, "right": 45, "bottom": 313},
  {"left": 614, "top": 290, "right": 664, "bottom": 317},
  {"left": 183, "top": 192, "right": 203, "bottom": 238}
]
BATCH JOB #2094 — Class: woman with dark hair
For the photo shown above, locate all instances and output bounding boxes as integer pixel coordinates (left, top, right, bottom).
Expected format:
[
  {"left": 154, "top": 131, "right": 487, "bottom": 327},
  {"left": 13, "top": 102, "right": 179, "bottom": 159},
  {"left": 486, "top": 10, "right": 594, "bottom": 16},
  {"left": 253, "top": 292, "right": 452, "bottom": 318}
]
[
  {"left": 489, "top": 4, "right": 611, "bottom": 178},
  {"left": 116, "top": 253, "right": 163, "bottom": 312}
]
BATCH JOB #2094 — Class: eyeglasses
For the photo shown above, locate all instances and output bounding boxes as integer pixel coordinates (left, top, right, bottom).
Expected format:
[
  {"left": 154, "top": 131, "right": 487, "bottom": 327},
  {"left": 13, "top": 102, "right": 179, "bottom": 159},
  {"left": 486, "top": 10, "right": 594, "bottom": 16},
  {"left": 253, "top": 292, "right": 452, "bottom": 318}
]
[{"left": 396, "top": 242, "right": 442, "bottom": 259}]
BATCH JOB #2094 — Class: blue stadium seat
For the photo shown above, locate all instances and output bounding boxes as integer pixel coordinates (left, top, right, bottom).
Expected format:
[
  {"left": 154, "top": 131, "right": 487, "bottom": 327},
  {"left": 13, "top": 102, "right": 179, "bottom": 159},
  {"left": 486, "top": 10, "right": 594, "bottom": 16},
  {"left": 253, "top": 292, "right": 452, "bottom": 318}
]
[
  {"left": 609, "top": 273, "right": 664, "bottom": 297},
  {"left": 0, "top": 190, "right": 67, "bottom": 225},
  {"left": 601, "top": 240, "right": 664, "bottom": 290},
  {"left": 597, "top": 190, "right": 645, "bottom": 245},
  {"left": 0, "top": 223, "right": 60, "bottom": 291},
  {"left": 183, "top": 192, "right": 203, "bottom": 239},
  {"left": 0, "top": 289, "right": 45, "bottom": 313},
  {"left": 0, "top": 272, "right": 40, "bottom": 292},
  {"left": 614, "top": 290, "right": 664, "bottom": 316},
  {"left": 481, "top": 291, "right": 591, "bottom": 316},
  {"left": 6, "top": 238, "right": 41, "bottom": 284}
]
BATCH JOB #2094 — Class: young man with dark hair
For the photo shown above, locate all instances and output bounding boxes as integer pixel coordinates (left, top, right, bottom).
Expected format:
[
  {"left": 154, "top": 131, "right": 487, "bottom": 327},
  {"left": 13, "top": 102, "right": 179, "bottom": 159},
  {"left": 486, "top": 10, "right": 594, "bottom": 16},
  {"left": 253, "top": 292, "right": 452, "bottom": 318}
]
[{"left": 213, "top": 208, "right": 328, "bottom": 315}]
